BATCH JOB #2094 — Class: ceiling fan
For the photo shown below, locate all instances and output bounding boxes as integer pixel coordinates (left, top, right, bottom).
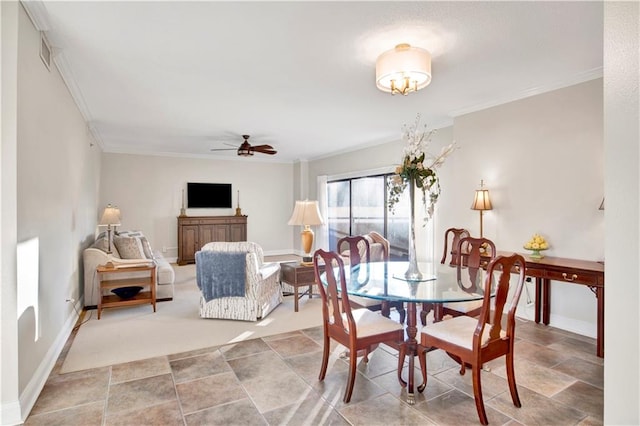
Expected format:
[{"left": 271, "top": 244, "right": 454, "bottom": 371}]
[{"left": 210, "top": 134, "right": 277, "bottom": 156}]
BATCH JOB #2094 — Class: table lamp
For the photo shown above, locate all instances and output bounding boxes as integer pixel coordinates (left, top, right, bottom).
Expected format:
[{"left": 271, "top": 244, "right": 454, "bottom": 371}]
[
  {"left": 99, "top": 204, "right": 121, "bottom": 254},
  {"left": 288, "top": 200, "right": 324, "bottom": 264},
  {"left": 470, "top": 180, "right": 492, "bottom": 238}
]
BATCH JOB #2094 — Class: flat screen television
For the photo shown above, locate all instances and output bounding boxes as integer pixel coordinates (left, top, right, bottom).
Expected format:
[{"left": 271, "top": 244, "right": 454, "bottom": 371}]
[{"left": 187, "top": 183, "right": 232, "bottom": 208}]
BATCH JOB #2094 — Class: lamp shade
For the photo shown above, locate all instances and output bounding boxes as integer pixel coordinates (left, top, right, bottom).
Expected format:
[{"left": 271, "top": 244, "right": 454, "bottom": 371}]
[
  {"left": 471, "top": 189, "right": 492, "bottom": 211},
  {"left": 99, "top": 204, "right": 121, "bottom": 226},
  {"left": 376, "top": 43, "right": 432, "bottom": 95},
  {"left": 287, "top": 200, "right": 324, "bottom": 226}
]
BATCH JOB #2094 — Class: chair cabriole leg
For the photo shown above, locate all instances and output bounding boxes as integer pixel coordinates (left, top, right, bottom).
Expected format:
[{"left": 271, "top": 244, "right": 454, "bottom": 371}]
[
  {"left": 506, "top": 351, "right": 521, "bottom": 407},
  {"left": 397, "top": 344, "right": 407, "bottom": 387},
  {"left": 472, "top": 365, "right": 488, "bottom": 425},
  {"left": 417, "top": 348, "right": 428, "bottom": 392},
  {"left": 318, "top": 334, "right": 330, "bottom": 380},
  {"left": 344, "top": 348, "right": 358, "bottom": 403}
]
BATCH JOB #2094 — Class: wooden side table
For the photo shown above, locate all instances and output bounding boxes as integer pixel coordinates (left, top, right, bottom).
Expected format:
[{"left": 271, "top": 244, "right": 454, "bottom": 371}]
[
  {"left": 96, "top": 263, "right": 157, "bottom": 319},
  {"left": 280, "top": 262, "right": 323, "bottom": 312}
]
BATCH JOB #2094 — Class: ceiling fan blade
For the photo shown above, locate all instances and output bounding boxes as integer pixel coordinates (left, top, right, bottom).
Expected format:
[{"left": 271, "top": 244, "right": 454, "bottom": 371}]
[
  {"left": 250, "top": 144, "right": 277, "bottom": 154},
  {"left": 251, "top": 146, "right": 277, "bottom": 155},
  {"left": 250, "top": 144, "right": 274, "bottom": 150},
  {"left": 210, "top": 148, "right": 237, "bottom": 151}
]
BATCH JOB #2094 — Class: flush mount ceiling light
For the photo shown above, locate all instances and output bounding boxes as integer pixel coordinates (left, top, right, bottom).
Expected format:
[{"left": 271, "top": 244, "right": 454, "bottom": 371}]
[{"left": 375, "top": 43, "right": 432, "bottom": 96}]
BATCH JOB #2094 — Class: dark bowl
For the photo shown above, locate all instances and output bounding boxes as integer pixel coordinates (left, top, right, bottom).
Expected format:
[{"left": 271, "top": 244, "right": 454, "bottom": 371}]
[{"left": 111, "top": 286, "right": 143, "bottom": 299}]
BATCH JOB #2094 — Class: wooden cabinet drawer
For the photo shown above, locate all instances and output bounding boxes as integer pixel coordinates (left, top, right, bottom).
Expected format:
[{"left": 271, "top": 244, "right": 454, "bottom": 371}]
[
  {"left": 281, "top": 263, "right": 322, "bottom": 285},
  {"left": 281, "top": 266, "right": 296, "bottom": 283},
  {"left": 296, "top": 268, "right": 316, "bottom": 283},
  {"left": 546, "top": 269, "right": 600, "bottom": 286}
]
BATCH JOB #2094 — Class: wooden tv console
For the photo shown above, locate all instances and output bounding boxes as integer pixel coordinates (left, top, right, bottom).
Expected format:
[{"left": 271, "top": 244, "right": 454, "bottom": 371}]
[{"left": 177, "top": 215, "right": 247, "bottom": 265}]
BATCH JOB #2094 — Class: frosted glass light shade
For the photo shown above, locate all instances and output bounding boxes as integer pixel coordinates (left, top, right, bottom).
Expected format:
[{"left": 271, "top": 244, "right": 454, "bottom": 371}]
[{"left": 376, "top": 43, "right": 432, "bottom": 95}]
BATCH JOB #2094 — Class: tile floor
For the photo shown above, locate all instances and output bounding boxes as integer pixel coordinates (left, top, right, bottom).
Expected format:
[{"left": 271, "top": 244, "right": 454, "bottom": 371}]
[{"left": 26, "top": 313, "right": 603, "bottom": 425}]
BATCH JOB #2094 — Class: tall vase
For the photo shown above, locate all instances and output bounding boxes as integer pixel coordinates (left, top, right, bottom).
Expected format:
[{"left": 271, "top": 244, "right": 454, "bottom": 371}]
[{"left": 405, "top": 177, "right": 423, "bottom": 280}]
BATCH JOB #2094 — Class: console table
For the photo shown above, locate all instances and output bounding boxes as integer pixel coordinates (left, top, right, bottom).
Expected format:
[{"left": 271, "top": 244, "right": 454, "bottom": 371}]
[
  {"left": 502, "top": 252, "right": 605, "bottom": 358},
  {"left": 177, "top": 215, "right": 247, "bottom": 265}
]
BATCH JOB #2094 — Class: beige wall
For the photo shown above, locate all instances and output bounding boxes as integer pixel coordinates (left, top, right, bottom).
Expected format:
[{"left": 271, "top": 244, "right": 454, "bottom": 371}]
[
  {"left": 100, "top": 153, "right": 295, "bottom": 257},
  {"left": 444, "top": 79, "right": 604, "bottom": 331},
  {"left": 309, "top": 79, "right": 603, "bottom": 338},
  {"left": 1, "top": 3, "right": 102, "bottom": 422},
  {"left": 1, "top": 2, "right": 21, "bottom": 423}
]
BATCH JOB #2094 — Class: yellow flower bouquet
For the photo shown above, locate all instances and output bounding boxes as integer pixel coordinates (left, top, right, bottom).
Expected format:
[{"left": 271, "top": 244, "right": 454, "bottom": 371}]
[{"left": 523, "top": 233, "right": 549, "bottom": 259}]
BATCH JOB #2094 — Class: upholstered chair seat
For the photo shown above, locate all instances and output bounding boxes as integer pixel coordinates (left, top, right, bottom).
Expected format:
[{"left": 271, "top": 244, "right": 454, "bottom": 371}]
[
  {"left": 421, "top": 315, "right": 504, "bottom": 349},
  {"left": 341, "top": 308, "right": 405, "bottom": 337}
]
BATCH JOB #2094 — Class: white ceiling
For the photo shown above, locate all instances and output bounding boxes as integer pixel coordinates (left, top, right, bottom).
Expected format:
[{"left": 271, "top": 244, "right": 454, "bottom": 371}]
[{"left": 27, "top": 1, "right": 603, "bottom": 163}]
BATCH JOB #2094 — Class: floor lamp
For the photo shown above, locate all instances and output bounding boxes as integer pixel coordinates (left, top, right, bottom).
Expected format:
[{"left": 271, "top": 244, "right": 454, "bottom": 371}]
[
  {"left": 288, "top": 200, "right": 324, "bottom": 265},
  {"left": 471, "top": 180, "right": 492, "bottom": 238}
]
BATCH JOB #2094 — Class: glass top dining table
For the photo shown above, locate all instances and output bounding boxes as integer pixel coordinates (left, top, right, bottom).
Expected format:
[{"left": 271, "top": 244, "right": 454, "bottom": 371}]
[
  {"left": 337, "top": 261, "right": 490, "bottom": 304},
  {"left": 320, "top": 260, "right": 492, "bottom": 404}
]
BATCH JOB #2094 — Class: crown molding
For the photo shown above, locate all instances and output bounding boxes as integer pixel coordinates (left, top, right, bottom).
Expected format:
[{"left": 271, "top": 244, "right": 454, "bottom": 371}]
[
  {"left": 21, "top": 0, "right": 50, "bottom": 31},
  {"left": 22, "top": 0, "right": 104, "bottom": 150},
  {"left": 51, "top": 52, "right": 104, "bottom": 149},
  {"left": 102, "top": 147, "right": 293, "bottom": 164},
  {"left": 450, "top": 67, "right": 603, "bottom": 117},
  {"left": 305, "top": 117, "right": 454, "bottom": 163}
]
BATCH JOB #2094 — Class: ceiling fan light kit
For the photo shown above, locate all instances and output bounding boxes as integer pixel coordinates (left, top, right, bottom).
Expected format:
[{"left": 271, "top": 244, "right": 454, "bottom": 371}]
[
  {"left": 237, "top": 138, "right": 254, "bottom": 156},
  {"left": 376, "top": 43, "right": 432, "bottom": 96}
]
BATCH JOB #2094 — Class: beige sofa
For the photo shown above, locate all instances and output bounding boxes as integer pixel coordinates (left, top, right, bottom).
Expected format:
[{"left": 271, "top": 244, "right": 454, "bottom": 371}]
[{"left": 83, "top": 230, "right": 175, "bottom": 307}]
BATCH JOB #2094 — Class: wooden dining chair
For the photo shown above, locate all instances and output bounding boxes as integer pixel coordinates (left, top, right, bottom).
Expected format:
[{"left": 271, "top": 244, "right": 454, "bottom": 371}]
[
  {"left": 421, "top": 227, "right": 471, "bottom": 325},
  {"left": 420, "top": 253, "right": 526, "bottom": 425},
  {"left": 313, "top": 249, "right": 404, "bottom": 403},
  {"left": 441, "top": 227, "right": 471, "bottom": 266},
  {"left": 441, "top": 236, "right": 497, "bottom": 318},
  {"left": 338, "top": 234, "right": 406, "bottom": 323}
]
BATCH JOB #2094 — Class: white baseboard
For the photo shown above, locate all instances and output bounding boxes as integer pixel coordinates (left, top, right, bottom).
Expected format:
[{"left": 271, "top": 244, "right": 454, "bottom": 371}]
[
  {"left": 18, "top": 299, "right": 81, "bottom": 422},
  {"left": 515, "top": 302, "right": 596, "bottom": 339},
  {"left": 546, "top": 314, "right": 597, "bottom": 339},
  {"left": 263, "top": 249, "right": 300, "bottom": 257}
]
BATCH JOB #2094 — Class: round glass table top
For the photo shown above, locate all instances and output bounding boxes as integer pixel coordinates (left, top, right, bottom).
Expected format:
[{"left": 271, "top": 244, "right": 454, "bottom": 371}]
[{"left": 320, "top": 261, "right": 493, "bottom": 304}]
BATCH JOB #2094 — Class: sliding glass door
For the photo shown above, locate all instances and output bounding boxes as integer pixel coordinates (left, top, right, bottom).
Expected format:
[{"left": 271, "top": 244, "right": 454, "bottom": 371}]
[{"left": 326, "top": 174, "right": 411, "bottom": 260}]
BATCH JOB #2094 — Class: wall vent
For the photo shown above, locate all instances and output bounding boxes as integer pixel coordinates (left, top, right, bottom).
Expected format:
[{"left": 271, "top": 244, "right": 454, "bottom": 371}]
[{"left": 40, "top": 32, "right": 51, "bottom": 71}]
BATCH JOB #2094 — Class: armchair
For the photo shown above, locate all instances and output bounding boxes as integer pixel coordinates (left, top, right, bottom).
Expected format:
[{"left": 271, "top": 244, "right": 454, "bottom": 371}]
[{"left": 197, "top": 241, "right": 282, "bottom": 321}]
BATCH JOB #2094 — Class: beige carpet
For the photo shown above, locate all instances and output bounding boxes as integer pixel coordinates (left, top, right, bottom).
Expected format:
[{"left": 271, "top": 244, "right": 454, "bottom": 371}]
[{"left": 61, "top": 260, "right": 322, "bottom": 373}]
